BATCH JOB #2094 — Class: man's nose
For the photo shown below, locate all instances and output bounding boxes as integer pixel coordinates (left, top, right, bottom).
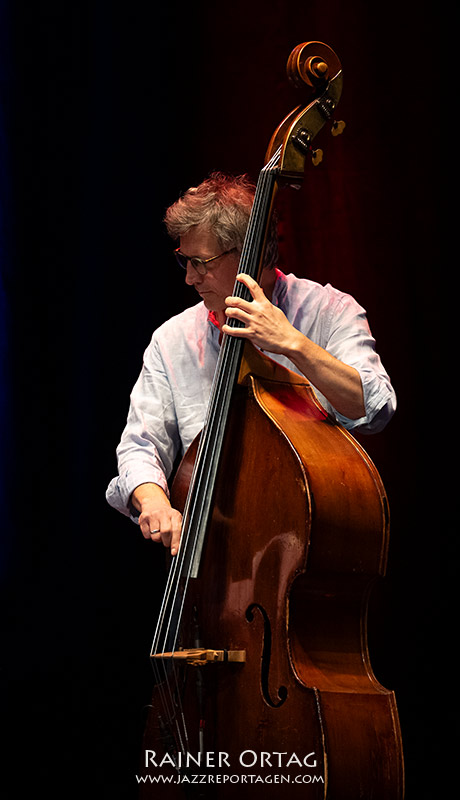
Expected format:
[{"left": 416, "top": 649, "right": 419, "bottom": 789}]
[{"left": 185, "top": 261, "right": 201, "bottom": 285}]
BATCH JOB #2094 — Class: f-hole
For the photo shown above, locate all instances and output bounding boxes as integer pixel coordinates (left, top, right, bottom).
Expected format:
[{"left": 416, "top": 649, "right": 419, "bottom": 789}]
[{"left": 246, "top": 603, "right": 288, "bottom": 708}]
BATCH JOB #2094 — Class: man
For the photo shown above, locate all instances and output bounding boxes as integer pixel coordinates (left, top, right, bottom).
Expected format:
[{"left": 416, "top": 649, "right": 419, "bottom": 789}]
[{"left": 106, "top": 172, "right": 396, "bottom": 555}]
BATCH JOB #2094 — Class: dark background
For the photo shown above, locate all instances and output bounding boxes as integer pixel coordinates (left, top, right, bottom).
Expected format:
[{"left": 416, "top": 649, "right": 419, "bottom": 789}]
[{"left": 0, "top": 1, "right": 451, "bottom": 798}]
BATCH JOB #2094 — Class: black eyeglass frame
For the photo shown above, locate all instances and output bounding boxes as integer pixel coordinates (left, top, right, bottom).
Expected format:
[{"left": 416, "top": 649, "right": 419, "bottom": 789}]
[{"left": 173, "top": 247, "right": 237, "bottom": 275}]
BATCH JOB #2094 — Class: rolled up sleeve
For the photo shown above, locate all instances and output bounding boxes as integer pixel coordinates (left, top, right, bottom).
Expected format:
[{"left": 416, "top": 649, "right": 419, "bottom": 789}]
[
  {"left": 106, "top": 336, "right": 180, "bottom": 518},
  {"left": 324, "top": 293, "right": 397, "bottom": 434}
]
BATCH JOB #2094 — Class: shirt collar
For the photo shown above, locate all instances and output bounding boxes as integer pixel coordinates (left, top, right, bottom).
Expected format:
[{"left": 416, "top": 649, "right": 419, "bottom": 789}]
[
  {"left": 271, "top": 268, "right": 286, "bottom": 308},
  {"left": 208, "top": 310, "right": 220, "bottom": 329}
]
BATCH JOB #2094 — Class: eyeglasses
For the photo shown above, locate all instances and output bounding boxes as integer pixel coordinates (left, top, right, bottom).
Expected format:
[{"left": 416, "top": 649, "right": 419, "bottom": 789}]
[{"left": 173, "top": 247, "right": 237, "bottom": 275}]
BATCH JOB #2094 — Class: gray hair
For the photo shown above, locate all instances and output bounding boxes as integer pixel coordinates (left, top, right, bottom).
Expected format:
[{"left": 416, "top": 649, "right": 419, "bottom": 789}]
[{"left": 164, "top": 172, "right": 278, "bottom": 269}]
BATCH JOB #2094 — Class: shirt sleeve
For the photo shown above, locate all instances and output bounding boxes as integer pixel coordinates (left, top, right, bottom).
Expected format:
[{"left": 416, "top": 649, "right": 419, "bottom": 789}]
[
  {"left": 105, "top": 335, "right": 181, "bottom": 519},
  {"left": 322, "top": 290, "right": 397, "bottom": 434}
]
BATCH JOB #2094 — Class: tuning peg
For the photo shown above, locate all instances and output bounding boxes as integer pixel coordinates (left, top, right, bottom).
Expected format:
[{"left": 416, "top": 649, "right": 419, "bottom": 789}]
[
  {"left": 312, "top": 148, "right": 323, "bottom": 166},
  {"left": 331, "top": 120, "right": 346, "bottom": 136}
]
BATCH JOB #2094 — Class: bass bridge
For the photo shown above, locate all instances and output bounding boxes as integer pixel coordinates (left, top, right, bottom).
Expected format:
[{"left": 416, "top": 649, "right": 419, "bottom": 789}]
[{"left": 151, "top": 648, "right": 246, "bottom": 667}]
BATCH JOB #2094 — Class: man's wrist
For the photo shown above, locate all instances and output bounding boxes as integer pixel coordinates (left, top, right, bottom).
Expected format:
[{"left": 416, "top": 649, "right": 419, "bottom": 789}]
[{"left": 131, "top": 482, "right": 170, "bottom": 512}]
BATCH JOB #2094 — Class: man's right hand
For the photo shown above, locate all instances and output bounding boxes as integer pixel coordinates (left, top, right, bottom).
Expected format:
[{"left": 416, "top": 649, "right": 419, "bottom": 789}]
[{"left": 131, "top": 483, "right": 182, "bottom": 556}]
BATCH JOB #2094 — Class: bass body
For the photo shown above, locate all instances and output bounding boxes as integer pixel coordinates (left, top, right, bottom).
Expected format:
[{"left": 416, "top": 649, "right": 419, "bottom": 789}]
[{"left": 139, "top": 347, "right": 404, "bottom": 798}]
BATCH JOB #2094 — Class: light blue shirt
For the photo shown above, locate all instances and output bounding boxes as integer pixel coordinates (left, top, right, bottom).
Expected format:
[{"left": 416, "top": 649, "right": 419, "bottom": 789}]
[{"left": 106, "top": 270, "right": 396, "bottom": 518}]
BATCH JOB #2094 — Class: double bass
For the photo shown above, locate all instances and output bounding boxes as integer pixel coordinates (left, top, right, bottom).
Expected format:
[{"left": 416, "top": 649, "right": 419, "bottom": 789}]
[{"left": 139, "top": 41, "right": 404, "bottom": 798}]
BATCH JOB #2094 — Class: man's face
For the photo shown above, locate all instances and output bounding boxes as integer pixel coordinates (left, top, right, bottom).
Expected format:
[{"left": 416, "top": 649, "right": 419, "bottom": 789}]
[{"left": 179, "top": 225, "right": 240, "bottom": 314}]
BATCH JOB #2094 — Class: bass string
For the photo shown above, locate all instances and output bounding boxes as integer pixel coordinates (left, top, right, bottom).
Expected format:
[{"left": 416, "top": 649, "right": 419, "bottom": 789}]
[
  {"left": 148, "top": 154, "right": 281, "bottom": 760},
  {"left": 151, "top": 657, "right": 190, "bottom": 759},
  {"left": 153, "top": 153, "right": 278, "bottom": 652},
  {"left": 156, "top": 157, "right": 281, "bottom": 651},
  {"left": 151, "top": 156, "right": 281, "bottom": 657}
]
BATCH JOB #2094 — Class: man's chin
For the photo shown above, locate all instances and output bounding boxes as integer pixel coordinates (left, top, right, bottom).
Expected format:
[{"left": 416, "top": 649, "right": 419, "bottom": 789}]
[{"left": 200, "top": 293, "right": 222, "bottom": 312}]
